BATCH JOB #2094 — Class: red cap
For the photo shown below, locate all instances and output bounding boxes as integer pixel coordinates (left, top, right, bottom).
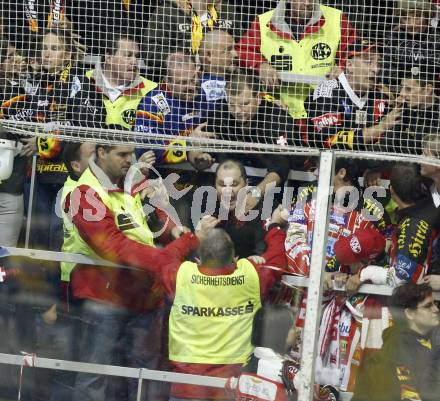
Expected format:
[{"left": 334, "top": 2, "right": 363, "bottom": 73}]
[{"left": 334, "top": 228, "right": 386, "bottom": 265}]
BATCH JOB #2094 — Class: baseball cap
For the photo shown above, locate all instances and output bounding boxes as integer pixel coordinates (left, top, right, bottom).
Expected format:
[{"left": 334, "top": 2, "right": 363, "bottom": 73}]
[
  {"left": 333, "top": 228, "right": 386, "bottom": 265},
  {"left": 347, "top": 40, "right": 377, "bottom": 59}
]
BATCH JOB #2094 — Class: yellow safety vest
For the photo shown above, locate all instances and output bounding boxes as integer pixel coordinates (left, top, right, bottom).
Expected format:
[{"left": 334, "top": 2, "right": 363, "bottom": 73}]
[
  {"left": 169, "top": 259, "right": 262, "bottom": 364},
  {"left": 60, "top": 167, "right": 155, "bottom": 281},
  {"left": 60, "top": 176, "right": 80, "bottom": 281},
  {"left": 86, "top": 71, "right": 157, "bottom": 129},
  {"left": 259, "top": 5, "right": 341, "bottom": 119}
]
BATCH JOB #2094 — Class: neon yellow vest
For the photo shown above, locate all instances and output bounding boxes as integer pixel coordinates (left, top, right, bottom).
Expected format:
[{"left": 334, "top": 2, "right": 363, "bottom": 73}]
[
  {"left": 60, "top": 176, "right": 81, "bottom": 281},
  {"left": 86, "top": 71, "right": 157, "bottom": 129},
  {"left": 60, "top": 167, "right": 155, "bottom": 280},
  {"left": 259, "top": 5, "right": 341, "bottom": 119},
  {"left": 169, "top": 259, "right": 262, "bottom": 364}
]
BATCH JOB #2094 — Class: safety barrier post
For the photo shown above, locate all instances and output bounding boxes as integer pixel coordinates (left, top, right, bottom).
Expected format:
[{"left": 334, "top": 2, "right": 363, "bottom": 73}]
[
  {"left": 24, "top": 155, "right": 37, "bottom": 249},
  {"left": 297, "top": 151, "right": 334, "bottom": 401},
  {"left": 136, "top": 369, "right": 143, "bottom": 401}
]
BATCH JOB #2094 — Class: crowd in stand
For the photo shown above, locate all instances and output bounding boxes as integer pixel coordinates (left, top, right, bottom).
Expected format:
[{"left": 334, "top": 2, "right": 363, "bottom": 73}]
[{"left": 0, "top": 0, "right": 440, "bottom": 401}]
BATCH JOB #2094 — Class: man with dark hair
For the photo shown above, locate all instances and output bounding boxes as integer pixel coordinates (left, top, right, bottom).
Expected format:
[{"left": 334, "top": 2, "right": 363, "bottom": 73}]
[
  {"left": 60, "top": 141, "right": 96, "bottom": 284},
  {"left": 381, "top": 0, "right": 440, "bottom": 92},
  {"left": 378, "top": 67, "right": 440, "bottom": 154},
  {"left": 358, "top": 163, "right": 438, "bottom": 287},
  {"left": 306, "top": 41, "right": 401, "bottom": 150},
  {"left": 205, "top": 73, "right": 296, "bottom": 212},
  {"left": 285, "top": 158, "right": 377, "bottom": 279},
  {"left": 65, "top": 143, "right": 206, "bottom": 401},
  {"left": 352, "top": 282, "right": 440, "bottom": 401},
  {"left": 86, "top": 32, "right": 157, "bottom": 133}
]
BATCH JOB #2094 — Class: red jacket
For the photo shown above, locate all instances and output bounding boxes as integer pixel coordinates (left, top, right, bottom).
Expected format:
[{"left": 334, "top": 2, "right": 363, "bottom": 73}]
[
  {"left": 237, "top": 5, "right": 357, "bottom": 71},
  {"left": 65, "top": 183, "right": 198, "bottom": 312},
  {"left": 66, "top": 179, "right": 287, "bottom": 399}
]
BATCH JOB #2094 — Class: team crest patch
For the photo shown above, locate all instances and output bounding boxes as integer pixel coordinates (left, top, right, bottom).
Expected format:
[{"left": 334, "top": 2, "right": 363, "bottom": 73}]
[
  {"left": 122, "top": 109, "right": 136, "bottom": 126},
  {"left": 201, "top": 79, "right": 226, "bottom": 102},
  {"left": 311, "top": 43, "right": 332, "bottom": 60}
]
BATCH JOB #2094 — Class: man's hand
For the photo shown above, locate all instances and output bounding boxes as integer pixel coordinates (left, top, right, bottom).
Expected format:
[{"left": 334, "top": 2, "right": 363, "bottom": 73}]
[
  {"left": 41, "top": 304, "right": 57, "bottom": 325},
  {"left": 142, "top": 178, "right": 170, "bottom": 209},
  {"left": 323, "top": 272, "right": 334, "bottom": 292},
  {"left": 346, "top": 274, "right": 362, "bottom": 296},
  {"left": 195, "top": 215, "right": 220, "bottom": 241},
  {"left": 325, "top": 65, "right": 342, "bottom": 80},
  {"left": 171, "top": 225, "right": 191, "bottom": 239},
  {"left": 259, "top": 62, "right": 280, "bottom": 87},
  {"left": 248, "top": 255, "right": 266, "bottom": 264},
  {"left": 188, "top": 151, "right": 215, "bottom": 171},
  {"left": 19, "top": 137, "right": 37, "bottom": 157},
  {"left": 271, "top": 204, "right": 289, "bottom": 227},
  {"left": 363, "top": 169, "right": 382, "bottom": 187},
  {"left": 138, "top": 150, "right": 156, "bottom": 177},
  {"left": 332, "top": 272, "right": 348, "bottom": 291},
  {"left": 363, "top": 106, "right": 403, "bottom": 144},
  {"left": 423, "top": 275, "right": 440, "bottom": 291},
  {"left": 381, "top": 106, "right": 403, "bottom": 131},
  {"left": 190, "top": 122, "right": 216, "bottom": 140}
]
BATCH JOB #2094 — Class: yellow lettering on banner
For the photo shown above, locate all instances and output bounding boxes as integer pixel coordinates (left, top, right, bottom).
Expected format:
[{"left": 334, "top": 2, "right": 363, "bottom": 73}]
[
  {"left": 409, "top": 220, "right": 430, "bottom": 258},
  {"left": 398, "top": 218, "right": 411, "bottom": 250},
  {"left": 330, "top": 130, "right": 355, "bottom": 149}
]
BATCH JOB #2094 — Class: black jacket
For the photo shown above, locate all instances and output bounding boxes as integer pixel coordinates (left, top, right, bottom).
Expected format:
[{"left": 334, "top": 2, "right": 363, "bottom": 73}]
[
  {"left": 0, "top": 78, "right": 29, "bottom": 194},
  {"left": 381, "top": 29, "right": 440, "bottom": 89},
  {"left": 306, "top": 74, "right": 388, "bottom": 151},
  {"left": 7, "top": 65, "right": 102, "bottom": 184},
  {"left": 353, "top": 325, "right": 440, "bottom": 401},
  {"left": 207, "top": 98, "right": 298, "bottom": 184},
  {"left": 144, "top": 0, "right": 243, "bottom": 82},
  {"left": 377, "top": 100, "right": 440, "bottom": 155}
]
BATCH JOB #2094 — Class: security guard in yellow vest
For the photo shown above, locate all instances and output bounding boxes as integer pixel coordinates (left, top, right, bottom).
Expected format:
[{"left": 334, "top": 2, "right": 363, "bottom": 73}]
[
  {"left": 66, "top": 144, "right": 204, "bottom": 401},
  {"left": 237, "top": 0, "right": 357, "bottom": 119},
  {"left": 87, "top": 33, "right": 157, "bottom": 130},
  {"left": 60, "top": 142, "right": 96, "bottom": 283},
  {"left": 166, "top": 216, "right": 288, "bottom": 400}
]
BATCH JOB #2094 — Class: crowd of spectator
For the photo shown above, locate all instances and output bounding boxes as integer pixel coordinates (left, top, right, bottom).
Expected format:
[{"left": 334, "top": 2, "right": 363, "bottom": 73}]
[{"left": 0, "top": 0, "right": 440, "bottom": 401}]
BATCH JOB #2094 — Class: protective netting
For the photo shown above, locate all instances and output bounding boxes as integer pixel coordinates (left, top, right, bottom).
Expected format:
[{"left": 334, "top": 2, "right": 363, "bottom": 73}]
[{"left": 0, "top": 0, "right": 439, "bottom": 159}]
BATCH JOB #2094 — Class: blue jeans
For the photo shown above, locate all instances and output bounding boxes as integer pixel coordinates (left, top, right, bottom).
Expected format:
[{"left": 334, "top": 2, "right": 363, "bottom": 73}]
[{"left": 72, "top": 301, "right": 162, "bottom": 401}]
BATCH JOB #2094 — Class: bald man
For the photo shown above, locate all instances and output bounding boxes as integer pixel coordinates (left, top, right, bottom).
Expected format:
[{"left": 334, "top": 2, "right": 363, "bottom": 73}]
[{"left": 197, "top": 29, "right": 239, "bottom": 114}]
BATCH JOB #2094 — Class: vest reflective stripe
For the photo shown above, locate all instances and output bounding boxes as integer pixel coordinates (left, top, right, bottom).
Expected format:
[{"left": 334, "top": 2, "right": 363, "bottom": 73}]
[
  {"left": 60, "top": 167, "right": 155, "bottom": 279},
  {"left": 259, "top": 5, "right": 341, "bottom": 119},
  {"left": 60, "top": 176, "right": 79, "bottom": 282},
  {"left": 169, "top": 259, "right": 262, "bottom": 364},
  {"left": 86, "top": 71, "right": 157, "bottom": 129}
]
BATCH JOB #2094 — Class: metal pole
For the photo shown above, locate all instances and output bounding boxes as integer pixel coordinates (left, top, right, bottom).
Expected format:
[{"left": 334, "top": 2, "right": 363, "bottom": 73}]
[
  {"left": 136, "top": 369, "right": 143, "bottom": 401},
  {"left": 24, "top": 155, "right": 37, "bottom": 248},
  {"left": 297, "top": 151, "right": 334, "bottom": 401}
]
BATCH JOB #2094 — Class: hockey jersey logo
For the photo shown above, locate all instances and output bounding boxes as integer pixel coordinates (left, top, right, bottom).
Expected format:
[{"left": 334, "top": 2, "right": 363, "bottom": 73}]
[
  {"left": 313, "top": 80, "right": 339, "bottom": 100},
  {"left": 311, "top": 113, "right": 342, "bottom": 132}
]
